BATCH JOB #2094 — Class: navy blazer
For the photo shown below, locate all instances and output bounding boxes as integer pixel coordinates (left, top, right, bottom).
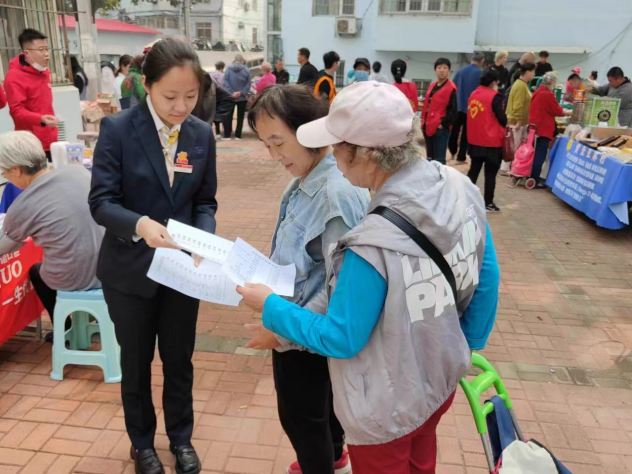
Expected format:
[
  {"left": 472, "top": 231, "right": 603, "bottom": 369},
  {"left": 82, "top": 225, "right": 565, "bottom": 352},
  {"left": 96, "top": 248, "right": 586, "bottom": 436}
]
[{"left": 89, "top": 104, "right": 218, "bottom": 298}]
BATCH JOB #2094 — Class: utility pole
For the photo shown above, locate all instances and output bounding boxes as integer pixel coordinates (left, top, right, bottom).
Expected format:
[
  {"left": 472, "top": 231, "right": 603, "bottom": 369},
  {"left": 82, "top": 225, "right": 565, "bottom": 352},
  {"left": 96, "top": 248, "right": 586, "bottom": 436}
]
[
  {"left": 76, "top": 0, "right": 100, "bottom": 100},
  {"left": 183, "top": 0, "right": 192, "bottom": 42}
]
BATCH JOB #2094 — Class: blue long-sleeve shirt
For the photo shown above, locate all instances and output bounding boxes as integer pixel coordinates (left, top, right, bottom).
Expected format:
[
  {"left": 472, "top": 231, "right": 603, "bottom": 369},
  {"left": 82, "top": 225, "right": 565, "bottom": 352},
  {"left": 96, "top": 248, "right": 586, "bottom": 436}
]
[
  {"left": 454, "top": 63, "right": 482, "bottom": 113},
  {"left": 263, "top": 223, "right": 500, "bottom": 358}
]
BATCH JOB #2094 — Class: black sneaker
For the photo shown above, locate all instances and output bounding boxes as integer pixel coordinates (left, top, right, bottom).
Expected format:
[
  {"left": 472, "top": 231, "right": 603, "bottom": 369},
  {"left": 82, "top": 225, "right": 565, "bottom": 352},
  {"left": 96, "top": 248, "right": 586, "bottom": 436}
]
[{"left": 486, "top": 203, "right": 501, "bottom": 213}]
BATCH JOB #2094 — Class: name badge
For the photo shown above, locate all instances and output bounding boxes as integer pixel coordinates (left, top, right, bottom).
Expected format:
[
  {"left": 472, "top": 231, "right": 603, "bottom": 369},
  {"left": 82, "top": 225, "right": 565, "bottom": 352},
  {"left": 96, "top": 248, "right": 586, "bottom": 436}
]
[
  {"left": 174, "top": 164, "right": 193, "bottom": 173},
  {"left": 174, "top": 151, "right": 192, "bottom": 173}
]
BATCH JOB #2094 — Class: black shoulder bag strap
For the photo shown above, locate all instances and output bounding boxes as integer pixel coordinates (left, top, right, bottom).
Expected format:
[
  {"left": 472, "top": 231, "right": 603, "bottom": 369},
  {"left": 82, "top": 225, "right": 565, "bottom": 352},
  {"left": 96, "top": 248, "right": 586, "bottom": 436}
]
[{"left": 370, "top": 206, "right": 457, "bottom": 300}]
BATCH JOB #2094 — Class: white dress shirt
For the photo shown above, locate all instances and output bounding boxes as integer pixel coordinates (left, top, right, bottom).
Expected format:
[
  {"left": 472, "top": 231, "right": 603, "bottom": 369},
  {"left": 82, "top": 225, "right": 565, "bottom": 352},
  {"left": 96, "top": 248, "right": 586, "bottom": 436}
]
[{"left": 134, "top": 96, "right": 182, "bottom": 241}]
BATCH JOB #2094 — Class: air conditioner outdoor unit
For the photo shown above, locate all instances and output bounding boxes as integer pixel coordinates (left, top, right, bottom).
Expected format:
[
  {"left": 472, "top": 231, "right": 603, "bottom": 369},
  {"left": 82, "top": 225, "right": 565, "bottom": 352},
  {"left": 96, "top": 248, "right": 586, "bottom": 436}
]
[{"left": 336, "top": 16, "right": 358, "bottom": 36}]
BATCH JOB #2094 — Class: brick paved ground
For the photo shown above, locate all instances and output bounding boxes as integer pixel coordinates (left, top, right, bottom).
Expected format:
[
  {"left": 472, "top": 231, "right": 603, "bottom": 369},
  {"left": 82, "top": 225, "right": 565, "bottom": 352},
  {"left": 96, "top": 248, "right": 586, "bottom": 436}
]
[{"left": 1, "top": 134, "right": 632, "bottom": 474}]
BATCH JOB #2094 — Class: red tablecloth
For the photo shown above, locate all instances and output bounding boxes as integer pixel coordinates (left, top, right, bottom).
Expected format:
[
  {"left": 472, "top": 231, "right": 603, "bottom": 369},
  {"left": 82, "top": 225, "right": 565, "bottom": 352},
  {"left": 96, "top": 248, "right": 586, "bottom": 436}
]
[{"left": 0, "top": 239, "right": 44, "bottom": 345}]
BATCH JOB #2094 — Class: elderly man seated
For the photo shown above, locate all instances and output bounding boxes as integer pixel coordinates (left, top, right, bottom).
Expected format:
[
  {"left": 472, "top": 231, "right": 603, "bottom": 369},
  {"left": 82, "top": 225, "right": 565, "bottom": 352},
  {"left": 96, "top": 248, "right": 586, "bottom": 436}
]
[{"left": 0, "top": 131, "right": 104, "bottom": 341}]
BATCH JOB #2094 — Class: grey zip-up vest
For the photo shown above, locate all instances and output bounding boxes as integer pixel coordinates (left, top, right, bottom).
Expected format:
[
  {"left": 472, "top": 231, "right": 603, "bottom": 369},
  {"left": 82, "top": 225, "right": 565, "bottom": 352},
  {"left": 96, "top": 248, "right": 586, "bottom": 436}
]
[{"left": 326, "top": 159, "right": 487, "bottom": 446}]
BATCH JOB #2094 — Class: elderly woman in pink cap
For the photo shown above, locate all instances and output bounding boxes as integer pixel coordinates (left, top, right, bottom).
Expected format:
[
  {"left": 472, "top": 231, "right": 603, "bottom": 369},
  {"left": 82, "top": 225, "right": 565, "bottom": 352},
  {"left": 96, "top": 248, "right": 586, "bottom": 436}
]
[{"left": 238, "top": 81, "right": 501, "bottom": 474}]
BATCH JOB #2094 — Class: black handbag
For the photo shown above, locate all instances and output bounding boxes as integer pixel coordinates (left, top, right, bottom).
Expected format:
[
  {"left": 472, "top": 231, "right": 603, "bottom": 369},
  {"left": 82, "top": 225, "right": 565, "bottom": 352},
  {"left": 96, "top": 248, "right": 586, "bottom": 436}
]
[{"left": 370, "top": 206, "right": 457, "bottom": 300}]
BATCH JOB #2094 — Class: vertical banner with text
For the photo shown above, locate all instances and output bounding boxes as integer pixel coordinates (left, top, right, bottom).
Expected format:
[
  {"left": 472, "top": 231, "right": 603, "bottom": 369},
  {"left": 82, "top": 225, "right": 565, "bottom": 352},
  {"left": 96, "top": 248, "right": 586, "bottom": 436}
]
[{"left": 0, "top": 239, "right": 44, "bottom": 345}]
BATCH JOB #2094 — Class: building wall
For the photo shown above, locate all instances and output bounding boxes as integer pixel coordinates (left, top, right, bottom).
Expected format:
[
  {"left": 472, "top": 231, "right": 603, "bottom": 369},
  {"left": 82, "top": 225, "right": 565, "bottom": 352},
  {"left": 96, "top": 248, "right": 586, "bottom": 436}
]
[
  {"left": 115, "top": 0, "right": 263, "bottom": 46},
  {"left": 66, "top": 30, "right": 159, "bottom": 60},
  {"left": 280, "top": 0, "right": 468, "bottom": 85},
  {"left": 279, "top": 0, "right": 632, "bottom": 86},
  {"left": 476, "top": 0, "right": 632, "bottom": 82},
  {"left": 222, "top": 0, "right": 265, "bottom": 46}
]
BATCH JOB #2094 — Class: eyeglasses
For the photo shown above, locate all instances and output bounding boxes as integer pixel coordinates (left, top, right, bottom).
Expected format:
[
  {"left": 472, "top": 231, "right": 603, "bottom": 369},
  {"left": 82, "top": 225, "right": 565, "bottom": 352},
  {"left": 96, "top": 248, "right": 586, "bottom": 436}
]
[{"left": 26, "top": 47, "right": 49, "bottom": 53}]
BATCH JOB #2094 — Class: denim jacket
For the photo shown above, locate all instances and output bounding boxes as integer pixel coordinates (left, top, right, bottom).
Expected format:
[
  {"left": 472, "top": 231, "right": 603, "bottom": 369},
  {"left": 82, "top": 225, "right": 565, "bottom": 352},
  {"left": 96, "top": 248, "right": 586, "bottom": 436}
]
[{"left": 270, "top": 153, "right": 370, "bottom": 351}]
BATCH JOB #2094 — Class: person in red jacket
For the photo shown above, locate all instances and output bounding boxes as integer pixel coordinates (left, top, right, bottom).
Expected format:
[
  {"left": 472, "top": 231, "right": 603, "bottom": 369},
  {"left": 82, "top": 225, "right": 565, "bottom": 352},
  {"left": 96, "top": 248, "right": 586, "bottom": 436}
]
[
  {"left": 466, "top": 69, "right": 507, "bottom": 213},
  {"left": 529, "top": 72, "right": 570, "bottom": 188},
  {"left": 421, "top": 57, "right": 457, "bottom": 164},
  {"left": 391, "top": 59, "right": 419, "bottom": 112},
  {"left": 0, "top": 83, "right": 6, "bottom": 109},
  {"left": 4, "top": 28, "right": 58, "bottom": 160}
]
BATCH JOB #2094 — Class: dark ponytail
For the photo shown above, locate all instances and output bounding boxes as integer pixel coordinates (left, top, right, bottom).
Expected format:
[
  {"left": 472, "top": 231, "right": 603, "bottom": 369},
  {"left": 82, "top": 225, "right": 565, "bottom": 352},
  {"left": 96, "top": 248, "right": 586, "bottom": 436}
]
[
  {"left": 391, "top": 59, "right": 407, "bottom": 84},
  {"left": 480, "top": 69, "right": 499, "bottom": 87},
  {"left": 142, "top": 38, "right": 204, "bottom": 87},
  {"left": 115, "top": 54, "right": 132, "bottom": 77}
]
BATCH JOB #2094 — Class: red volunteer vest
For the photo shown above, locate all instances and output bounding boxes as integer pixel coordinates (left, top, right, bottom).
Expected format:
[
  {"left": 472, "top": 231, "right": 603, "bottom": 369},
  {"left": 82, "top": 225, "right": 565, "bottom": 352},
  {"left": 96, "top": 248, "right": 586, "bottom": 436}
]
[
  {"left": 467, "top": 86, "right": 505, "bottom": 148},
  {"left": 422, "top": 79, "right": 456, "bottom": 137},
  {"left": 393, "top": 81, "right": 419, "bottom": 112}
]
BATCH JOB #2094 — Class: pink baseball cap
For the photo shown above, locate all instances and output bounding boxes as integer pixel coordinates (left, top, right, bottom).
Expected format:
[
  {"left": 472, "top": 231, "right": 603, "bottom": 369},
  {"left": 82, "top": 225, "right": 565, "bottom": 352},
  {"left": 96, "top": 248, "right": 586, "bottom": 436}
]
[
  {"left": 297, "top": 81, "right": 415, "bottom": 148},
  {"left": 572, "top": 67, "right": 581, "bottom": 74}
]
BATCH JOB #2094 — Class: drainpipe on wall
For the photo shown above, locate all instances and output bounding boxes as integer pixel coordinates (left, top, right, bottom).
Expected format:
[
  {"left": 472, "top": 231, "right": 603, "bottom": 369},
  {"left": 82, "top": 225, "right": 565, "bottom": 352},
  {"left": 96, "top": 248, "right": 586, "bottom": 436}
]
[
  {"left": 220, "top": 0, "right": 224, "bottom": 43},
  {"left": 76, "top": 0, "right": 101, "bottom": 100},
  {"left": 184, "top": 0, "right": 192, "bottom": 41}
]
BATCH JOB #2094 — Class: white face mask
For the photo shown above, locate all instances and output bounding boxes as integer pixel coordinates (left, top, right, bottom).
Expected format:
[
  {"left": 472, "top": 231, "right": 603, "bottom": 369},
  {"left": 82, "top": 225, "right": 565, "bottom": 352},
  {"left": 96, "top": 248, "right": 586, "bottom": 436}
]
[{"left": 31, "top": 62, "right": 47, "bottom": 72}]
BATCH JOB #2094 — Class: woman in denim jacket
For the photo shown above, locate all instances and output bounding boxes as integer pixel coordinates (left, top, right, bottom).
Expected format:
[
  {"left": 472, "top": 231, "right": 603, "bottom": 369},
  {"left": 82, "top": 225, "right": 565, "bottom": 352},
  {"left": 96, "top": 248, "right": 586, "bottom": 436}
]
[{"left": 245, "top": 85, "right": 370, "bottom": 474}]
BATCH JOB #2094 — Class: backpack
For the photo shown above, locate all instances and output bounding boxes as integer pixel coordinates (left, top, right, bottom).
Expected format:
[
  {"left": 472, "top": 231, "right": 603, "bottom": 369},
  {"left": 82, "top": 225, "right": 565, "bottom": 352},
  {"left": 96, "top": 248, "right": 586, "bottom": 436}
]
[{"left": 314, "top": 75, "right": 337, "bottom": 104}]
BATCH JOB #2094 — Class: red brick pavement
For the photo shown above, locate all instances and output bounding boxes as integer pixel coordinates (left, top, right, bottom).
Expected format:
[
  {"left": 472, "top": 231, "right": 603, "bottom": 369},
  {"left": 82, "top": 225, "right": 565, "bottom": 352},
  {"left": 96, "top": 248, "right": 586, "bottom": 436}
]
[{"left": 1, "top": 137, "right": 632, "bottom": 473}]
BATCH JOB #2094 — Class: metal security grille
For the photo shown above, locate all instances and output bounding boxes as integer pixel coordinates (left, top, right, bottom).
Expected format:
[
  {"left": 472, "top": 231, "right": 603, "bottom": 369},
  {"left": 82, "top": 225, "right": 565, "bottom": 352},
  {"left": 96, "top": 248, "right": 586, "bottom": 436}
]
[
  {"left": 335, "top": 59, "right": 345, "bottom": 88},
  {"left": 341, "top": 0, "right": 354, "bottom": 15},
  {"left": 313, "top": 0, "right": 339, "bottom": 16},
  {"left": 379, "top": 0, "right": 472, "bottom": 15},
  {"left": 0, "top": 0, "right": 71, "bottom": 84}
]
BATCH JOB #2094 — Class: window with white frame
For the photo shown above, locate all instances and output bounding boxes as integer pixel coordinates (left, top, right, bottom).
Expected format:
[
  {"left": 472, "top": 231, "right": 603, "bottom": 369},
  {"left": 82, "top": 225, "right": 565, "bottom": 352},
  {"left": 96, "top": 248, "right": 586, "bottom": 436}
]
[
  {"left": 412, "top": 79, "right": 432, "bottom": 98},
  {"left": 313, "top": 0, "right": 355, "bottom": 16},
  {"left": 252, "top": 28, "right": 258, "bottom": 45},
  {"left": 380, "top": 0, "right": 471, "bottom": 15},
  {"left": 252, "top": 0, "right": 258, "bottom": 10},
  {"left": 196, "top": 22, "right": 213, "bottom": 40}
]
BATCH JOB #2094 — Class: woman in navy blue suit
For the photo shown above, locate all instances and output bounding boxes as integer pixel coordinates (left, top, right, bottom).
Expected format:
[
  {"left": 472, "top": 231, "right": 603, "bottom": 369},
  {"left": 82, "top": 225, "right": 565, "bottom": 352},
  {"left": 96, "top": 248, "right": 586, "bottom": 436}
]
[{"left": 89, "top": 39, "right": 217, "bottom": 474}]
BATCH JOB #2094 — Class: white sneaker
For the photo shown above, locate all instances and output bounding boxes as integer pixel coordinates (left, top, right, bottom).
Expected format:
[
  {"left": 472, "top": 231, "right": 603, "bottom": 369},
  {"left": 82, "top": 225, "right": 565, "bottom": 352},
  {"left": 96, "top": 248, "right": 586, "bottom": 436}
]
[{"left": 235, "top": 137, "right": 242, "bottom": 141}]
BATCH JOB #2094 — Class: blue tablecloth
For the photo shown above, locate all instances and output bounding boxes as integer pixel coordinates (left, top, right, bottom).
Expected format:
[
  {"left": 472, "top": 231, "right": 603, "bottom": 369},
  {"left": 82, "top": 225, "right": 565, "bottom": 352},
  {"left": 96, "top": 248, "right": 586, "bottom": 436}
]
[
  {"left": 546, "top": 137, "right": 632, "bottom": 229},
  {"left": 0, "top": 183, "right": 23, "bottom": 213}
]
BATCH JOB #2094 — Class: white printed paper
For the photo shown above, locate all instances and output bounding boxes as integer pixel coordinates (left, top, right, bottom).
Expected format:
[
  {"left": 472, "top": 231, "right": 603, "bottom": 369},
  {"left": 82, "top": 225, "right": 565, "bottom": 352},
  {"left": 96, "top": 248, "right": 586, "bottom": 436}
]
[
  {"left": 167, "top": 219, "right": 234, "bottom": 264},
  {"left": 222, "top": 238, "right": 296, "bottom": 297},
  {"left": 147, "top": 248, "right": 242, "bottom": 306}
]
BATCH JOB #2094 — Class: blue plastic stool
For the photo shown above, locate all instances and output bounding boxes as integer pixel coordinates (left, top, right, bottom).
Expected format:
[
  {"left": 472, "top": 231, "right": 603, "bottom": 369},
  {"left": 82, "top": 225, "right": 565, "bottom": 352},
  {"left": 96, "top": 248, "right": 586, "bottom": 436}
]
[
  {"left": 65, "top": 312, "right": 93, "bottom": 350},
  {"left": 50, "top": 289, "right": 121, "bottom": 383}
]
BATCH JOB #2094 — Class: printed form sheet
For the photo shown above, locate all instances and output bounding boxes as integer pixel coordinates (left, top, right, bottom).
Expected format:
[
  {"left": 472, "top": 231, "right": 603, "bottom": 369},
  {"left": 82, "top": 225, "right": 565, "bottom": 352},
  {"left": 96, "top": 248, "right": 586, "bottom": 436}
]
[
  {"left": 167, "top": 219, "right": 234, "bottom": 264},
  {"left": 222, "top": 238, "right": 296, "bottom": 297},
  {"left": 147, "top": 248, "right": 242, "bottom": 306}
]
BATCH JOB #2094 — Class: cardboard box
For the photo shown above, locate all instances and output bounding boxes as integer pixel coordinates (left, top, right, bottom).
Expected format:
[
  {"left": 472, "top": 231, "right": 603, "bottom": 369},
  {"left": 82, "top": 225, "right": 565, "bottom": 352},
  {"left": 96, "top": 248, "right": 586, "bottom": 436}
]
[{"left": 591, "top": 126, "right": 632, "bottom": 141}]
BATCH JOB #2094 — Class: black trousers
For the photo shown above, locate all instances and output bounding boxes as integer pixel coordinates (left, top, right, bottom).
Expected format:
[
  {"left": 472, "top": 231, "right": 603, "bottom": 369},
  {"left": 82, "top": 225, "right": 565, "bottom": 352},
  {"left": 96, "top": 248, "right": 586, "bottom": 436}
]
[
  {"left": 223, "top": 101, "right": 247, "bottom": 139},
  {"left": 103, "top": 284, "right": 199, "bottom": 450},
  {"left": 468, "top": 155, "right": 501, "bottom": 206},
  {"left": 45, "top": 150, "right": 52, "bottom": 163},
  {"left": 448, "top": 111, "right": 469, "bottom": 161},
  {"left": 273, "top": 349, "right": 344, "bottom": 474},
  {"left": 29, "top": 263, "right": 57, "bottom": 320}
]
